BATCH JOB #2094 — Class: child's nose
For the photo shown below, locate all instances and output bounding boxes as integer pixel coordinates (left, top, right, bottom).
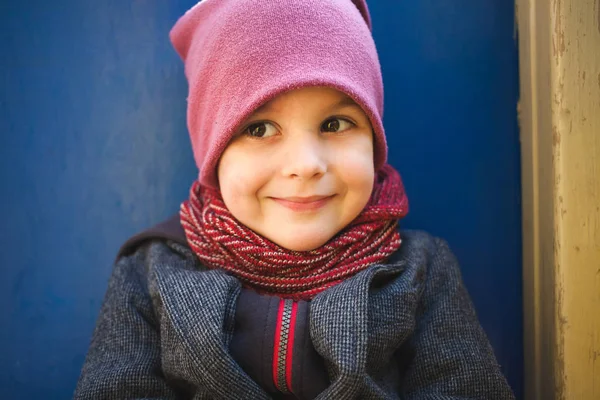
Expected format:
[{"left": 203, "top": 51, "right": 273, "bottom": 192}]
[{"left": 280, "top": 134, "right": 327, "bottom": 180}]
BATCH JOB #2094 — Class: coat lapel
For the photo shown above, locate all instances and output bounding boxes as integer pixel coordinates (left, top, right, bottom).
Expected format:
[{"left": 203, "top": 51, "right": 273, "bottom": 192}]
[
  {"left": 311, "top": 260, "right": 406, "bottom": 399},
  {"left": 153, "top": 262, "right": 270, "bottom": 399}
]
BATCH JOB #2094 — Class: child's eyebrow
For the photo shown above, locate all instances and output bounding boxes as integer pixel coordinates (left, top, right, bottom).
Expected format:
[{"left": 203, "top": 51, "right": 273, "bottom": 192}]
[{"left": 329, "top": 97, "right": 361, "bottom": 111}]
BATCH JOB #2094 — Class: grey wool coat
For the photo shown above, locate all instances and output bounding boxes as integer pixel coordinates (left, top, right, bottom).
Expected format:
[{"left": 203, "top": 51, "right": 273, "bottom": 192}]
[{"left": 74, "top": 224, "right": 515, "bottom": 399}]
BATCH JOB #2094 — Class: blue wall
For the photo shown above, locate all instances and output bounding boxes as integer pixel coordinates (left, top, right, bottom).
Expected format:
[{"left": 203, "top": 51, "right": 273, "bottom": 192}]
[
  {"left": 371, "top": 2, "right": 523, "bottom": 397},
  {"left": 0, "top": 1, "right": 522, "bottom": 398}
]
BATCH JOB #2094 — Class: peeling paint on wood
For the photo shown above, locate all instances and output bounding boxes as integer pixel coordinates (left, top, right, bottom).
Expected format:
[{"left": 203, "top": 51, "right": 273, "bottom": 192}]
[
  {"left": 553, "top": 0, "right": 600, "bottom": 396},
  {"left": 518, "top": 0, "right": 600, "bottom": 398},
  {"left": 553, "top": 0, "right": 566, "bottom": 58},
  {"left": 597, "top": 0, "right": 600, "bottom": 34}
]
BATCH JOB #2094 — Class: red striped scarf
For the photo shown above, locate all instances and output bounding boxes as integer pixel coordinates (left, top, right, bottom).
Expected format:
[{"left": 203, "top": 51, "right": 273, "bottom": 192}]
[{"left": 180, "top": 164, "right": 408, "bottom": 300}]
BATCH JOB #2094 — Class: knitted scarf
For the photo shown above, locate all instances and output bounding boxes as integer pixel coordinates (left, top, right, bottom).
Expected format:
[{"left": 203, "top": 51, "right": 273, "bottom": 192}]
[{"left": 180, "top": 164, "right": 408, "bottom": 300}]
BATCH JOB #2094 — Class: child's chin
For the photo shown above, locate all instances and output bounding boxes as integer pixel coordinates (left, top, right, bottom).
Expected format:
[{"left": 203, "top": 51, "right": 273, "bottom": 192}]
[{"left": 272, "top": 232, "right": 331, "bottom": 252}]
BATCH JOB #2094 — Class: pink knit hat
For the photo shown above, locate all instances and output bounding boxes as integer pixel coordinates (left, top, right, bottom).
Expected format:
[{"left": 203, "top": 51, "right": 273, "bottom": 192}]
[{"left": 170, "top": 0, "right": 386, "bottom": 189}]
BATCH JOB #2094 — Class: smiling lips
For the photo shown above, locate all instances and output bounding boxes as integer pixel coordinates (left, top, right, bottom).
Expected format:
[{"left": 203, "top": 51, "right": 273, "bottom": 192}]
[{"left": 271, "top": 195, "right": 335, "bottom": 212}]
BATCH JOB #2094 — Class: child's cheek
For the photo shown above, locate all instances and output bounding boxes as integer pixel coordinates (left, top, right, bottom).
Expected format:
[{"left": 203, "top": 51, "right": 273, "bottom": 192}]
[
  {"left": 218, "top": 144, "right": 253, "bottom": 189},
  {"left": 218, "top": 165, "right": 261, "bottom": 225},
  {"left": 220, "top": 167, "right": 252, "bottom": 199},
  {"left": 219, "top": 154, "right": 266, "bottom": 205},
  {"left": 332, "top": 136, "right": 375, "bottom": 176}
]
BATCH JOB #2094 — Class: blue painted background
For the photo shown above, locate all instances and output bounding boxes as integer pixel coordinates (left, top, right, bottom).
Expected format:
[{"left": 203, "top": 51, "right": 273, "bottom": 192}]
[{"left": 0, "top": 1, "right": 522, "bottom": 399}]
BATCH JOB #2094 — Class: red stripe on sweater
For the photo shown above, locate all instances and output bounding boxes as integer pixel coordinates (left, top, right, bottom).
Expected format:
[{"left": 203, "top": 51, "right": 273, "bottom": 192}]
[
  {"left": 272, "top": 299, "right": 285, "bottom": 389},
  {"left": 285, "top": 301, "right": 298, "bottom": 393}
]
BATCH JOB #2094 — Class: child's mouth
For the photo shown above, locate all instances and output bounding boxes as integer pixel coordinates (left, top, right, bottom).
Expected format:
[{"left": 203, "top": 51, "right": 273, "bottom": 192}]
[{"left": 271, "top": 195, "right": 335, "bottom": 212}]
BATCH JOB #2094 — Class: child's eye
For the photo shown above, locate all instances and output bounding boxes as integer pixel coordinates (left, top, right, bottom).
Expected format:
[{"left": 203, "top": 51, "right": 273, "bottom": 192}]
[
  {"left": 244, "top": 122, "right": 277, "bottom": 138},
  {"left": 321, "top": 117, "right": 354, "bottom": 133}
]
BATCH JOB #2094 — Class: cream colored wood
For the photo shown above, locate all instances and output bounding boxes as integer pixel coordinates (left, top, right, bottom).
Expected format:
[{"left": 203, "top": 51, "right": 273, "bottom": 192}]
[{"left": 516, "top": 0, "right": 600, "bottom": 398}]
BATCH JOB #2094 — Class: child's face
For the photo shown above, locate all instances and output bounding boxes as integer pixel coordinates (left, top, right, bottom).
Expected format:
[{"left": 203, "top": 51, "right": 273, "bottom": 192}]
[{"left": 217, "top": 86, "right": 374, "bottom": 251}]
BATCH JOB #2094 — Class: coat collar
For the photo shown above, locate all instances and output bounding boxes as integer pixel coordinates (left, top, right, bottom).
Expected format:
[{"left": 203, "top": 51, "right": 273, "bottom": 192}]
[{"left": 152, "top": 247, "right": 408, "bottom": 399}]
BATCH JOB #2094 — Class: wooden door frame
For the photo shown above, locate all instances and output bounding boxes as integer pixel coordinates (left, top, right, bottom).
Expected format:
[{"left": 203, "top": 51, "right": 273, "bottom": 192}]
[{"left": 516, "top": 0, "right": 600, "bottom": 398}]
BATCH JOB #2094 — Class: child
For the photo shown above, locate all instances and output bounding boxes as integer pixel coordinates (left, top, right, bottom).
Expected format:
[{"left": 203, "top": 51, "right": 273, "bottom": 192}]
[{"left": 75, "top": 0, "right": 515, "bottom": 398}]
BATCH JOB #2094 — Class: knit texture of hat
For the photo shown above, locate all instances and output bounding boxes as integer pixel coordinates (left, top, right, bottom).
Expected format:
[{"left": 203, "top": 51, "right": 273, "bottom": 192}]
[{"left": 170, "top": 0, "right": 387, "bottom": 188}]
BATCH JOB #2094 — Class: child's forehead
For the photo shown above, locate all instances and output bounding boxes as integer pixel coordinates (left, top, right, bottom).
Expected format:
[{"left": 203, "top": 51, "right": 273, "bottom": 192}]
[{"left": 251, "top": 87, "right": 360, "bottom": 115}]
